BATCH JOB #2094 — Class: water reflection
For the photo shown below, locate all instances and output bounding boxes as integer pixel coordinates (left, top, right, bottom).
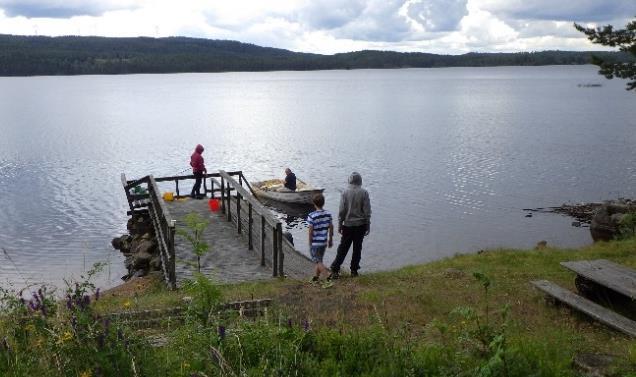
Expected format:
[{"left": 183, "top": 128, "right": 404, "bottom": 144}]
[{"left": 258, "top": 198, "right": 314, "bottom": 229}]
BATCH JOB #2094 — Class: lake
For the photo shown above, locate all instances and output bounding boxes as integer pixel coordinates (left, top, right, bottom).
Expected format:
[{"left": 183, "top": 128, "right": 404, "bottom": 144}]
[{"left": 1, "top": 65, "right": 635, "bottom": 290}]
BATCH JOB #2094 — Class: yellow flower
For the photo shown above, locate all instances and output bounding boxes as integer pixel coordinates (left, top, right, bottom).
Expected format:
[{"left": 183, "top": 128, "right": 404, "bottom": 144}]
[
  {"left": 123, "top": 300, "right": 131, "bottom": 309},
  {"left": 25, "top": 324, "right": 36, "bottom": 332},
  {"left": 57, "top": 331, "right": 73, "bottom": 344},
  {"left": 79, "top": 370, "right": 92, "bottom": 377},
  {"left": 34, "top": 337, "right": 44, "bottom": 347}
]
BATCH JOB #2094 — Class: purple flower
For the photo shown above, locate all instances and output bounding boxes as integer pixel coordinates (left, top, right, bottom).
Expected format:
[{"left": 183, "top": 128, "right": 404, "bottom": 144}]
[
  {"left": 287, "top": 319, "right": 293, "bottom": 328},
  {"left": 218, "top": 325, "right": 226, "bottom": 340},
  {"left": 302, "top": 319, "right": 310, "bottom": 332},
  {"left": 66, "top": 295, "right": 73, "bottom": 310}
]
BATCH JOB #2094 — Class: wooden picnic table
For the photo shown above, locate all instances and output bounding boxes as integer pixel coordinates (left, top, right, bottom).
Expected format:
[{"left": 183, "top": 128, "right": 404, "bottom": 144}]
[
  {"left": 531, "top": 259, "right": 636, "bottom": 338},
  {"left": 560, "top": 259, "right": 636, "bottom": 300}
]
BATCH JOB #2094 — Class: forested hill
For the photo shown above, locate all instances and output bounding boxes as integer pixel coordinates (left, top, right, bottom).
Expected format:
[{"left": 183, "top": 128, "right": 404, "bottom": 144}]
[{"left": 0, "top": 34, "right": 631, "bottom": 76}]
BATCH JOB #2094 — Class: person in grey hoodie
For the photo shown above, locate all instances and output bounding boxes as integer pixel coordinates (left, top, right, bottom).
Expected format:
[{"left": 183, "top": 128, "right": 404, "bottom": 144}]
[{"left": 329, "top": 172, "right": 371, "bottom": 279}]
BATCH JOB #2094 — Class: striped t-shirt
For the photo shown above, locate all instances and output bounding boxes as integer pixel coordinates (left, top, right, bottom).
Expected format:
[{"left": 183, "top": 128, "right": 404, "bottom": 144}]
[{"left": 307, "top": 209, "right": 332, "bottom": 247}]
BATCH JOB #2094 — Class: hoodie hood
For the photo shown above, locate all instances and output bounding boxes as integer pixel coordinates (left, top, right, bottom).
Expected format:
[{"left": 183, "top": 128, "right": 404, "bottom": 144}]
[
  {"left": 195, "top": 144, "right": 204, "bottom": 153},
  {"left": 348, "top": 172, "right": 362, "bottom": 186}
]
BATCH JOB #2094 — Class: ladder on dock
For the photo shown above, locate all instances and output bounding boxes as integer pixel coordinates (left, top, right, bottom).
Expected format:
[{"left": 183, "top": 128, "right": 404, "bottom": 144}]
[{"left": 532, "top": 259, "right": 636, "bottom": 338}]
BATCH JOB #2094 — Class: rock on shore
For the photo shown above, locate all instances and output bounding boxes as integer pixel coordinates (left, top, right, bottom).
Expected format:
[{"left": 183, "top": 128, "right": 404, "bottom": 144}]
[
  {"left": 589, "top": 199, "right": 636, "bottom": 242},
  {"left": 112, "top": 212, "right": 163, "bottom": 280}
]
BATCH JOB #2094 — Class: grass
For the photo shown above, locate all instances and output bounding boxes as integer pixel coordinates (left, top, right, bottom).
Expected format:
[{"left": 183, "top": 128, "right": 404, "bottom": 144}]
[{"left": 4, "top": 239, "right": 636, "bottom": 375}]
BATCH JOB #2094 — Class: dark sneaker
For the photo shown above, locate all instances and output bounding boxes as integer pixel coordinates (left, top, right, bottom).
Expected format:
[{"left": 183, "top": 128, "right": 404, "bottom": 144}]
[
  {"left": 351, "top": 271, "right": 359, "bottom": 277},
  {"left": 327, "top": 272, "right": 339, "bottom": 281}
]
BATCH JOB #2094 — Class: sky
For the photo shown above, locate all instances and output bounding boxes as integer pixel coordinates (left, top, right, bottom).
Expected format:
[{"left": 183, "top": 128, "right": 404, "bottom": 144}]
[{"left": 0, "top": 0, "right": 634, "bottom": 54}]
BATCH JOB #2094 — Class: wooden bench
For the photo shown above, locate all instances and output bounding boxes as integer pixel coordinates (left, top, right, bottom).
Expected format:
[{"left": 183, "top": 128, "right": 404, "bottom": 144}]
[
  {"left": 560, "top": 259, "right": 636, "bottom": 299},
  {"left": 531, "top": 280, "right": 636, "bottom": 337}
]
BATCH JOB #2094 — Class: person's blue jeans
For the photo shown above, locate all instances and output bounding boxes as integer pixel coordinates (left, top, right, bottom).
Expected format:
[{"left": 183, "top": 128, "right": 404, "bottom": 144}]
[{"left": 191, "top": 171, "right": 204, "bottom": 197}]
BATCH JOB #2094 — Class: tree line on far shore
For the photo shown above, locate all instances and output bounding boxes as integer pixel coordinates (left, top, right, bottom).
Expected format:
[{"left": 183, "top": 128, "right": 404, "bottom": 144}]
[{"left": 0, "top": 34, "right": 632, "bottom": 76}]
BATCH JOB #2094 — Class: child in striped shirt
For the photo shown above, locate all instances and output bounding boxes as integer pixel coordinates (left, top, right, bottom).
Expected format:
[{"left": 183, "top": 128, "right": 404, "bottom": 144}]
[{"left": 307, "top": 193, "right": 333, "bottom": 282}]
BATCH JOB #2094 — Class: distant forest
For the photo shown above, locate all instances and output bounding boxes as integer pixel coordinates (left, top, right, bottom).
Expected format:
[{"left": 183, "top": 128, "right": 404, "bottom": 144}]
[{"left": 0, "top": 34, "right": 632, "bottom": 76}]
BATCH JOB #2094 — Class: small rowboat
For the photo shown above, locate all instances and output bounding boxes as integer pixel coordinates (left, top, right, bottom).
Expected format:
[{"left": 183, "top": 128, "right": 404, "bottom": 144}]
[{"left": 252, "top": 179, "right": 324, "bottom": 204}]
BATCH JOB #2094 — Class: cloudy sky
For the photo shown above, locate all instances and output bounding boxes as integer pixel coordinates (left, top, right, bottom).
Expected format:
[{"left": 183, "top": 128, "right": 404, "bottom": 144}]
[{"left": 0, "top": 0, "right": 634, "bottom": 54}]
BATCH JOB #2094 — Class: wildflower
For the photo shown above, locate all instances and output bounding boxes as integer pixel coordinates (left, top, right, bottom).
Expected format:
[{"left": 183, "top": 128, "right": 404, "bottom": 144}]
[
  {"left": 123, "top": 300, "right": 131, "bottom": 309},
  {"left": 25, "top": 324, "right": 36, "bottom": 332},
  {"left": 287, "top": 319, "right": 293, "bottom": 328},
  {"left": 95, "top": 288, "right": 100, "bottom": 301},
  {"left": 58, "top": 331, "right": 73, "bottom": 344},
  {"left": 66, "top": 295, "right": 73, "bottom": 310},
  {"left": 218, "top": 325, "right": 226, "bottom": 340},
  {"left": 302, "top": 319, "right": 310, "bottom": 332},
  {"left": 79, "top": 369, "right": 92, "bottom": 377}
]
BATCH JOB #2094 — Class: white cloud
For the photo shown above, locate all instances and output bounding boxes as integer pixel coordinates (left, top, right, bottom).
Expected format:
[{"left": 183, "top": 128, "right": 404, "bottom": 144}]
[
  {"left": 407, "top": 0, "right": 468, "bottom": 32},
  {"left": 0, "top": 0, "right": 629, "bottom": 54},
  {"left": 477, "top": 0, "right": 636, "bottom": 22},
  {"left": 0, "top": 0, "right": 140, "bottom": 18}
]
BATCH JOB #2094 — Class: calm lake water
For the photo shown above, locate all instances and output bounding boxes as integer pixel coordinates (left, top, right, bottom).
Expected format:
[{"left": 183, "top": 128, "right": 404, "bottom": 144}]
[{"left": 1, "top": 65, "right": 635, "bottom": 290}]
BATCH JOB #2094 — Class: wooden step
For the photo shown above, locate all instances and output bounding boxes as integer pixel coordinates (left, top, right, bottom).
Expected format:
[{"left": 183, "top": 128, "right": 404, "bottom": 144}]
[{"left": 531, "top": 279, "right": 636, "bottom": 337}]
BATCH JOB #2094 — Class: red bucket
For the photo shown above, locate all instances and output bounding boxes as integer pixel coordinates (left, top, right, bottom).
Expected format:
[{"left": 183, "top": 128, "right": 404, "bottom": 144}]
[{"left": 208, "top": 198, "right": 220, "bottom": 212}]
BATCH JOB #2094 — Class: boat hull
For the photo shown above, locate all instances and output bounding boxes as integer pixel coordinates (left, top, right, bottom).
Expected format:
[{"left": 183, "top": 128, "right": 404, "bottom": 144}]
[{"left": 252, "top": 180, "right": 324, "bottom": 204}]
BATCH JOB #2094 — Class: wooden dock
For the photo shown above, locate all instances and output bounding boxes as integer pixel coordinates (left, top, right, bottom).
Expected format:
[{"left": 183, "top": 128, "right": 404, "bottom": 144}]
[{"left": 121, "top": 170, "right": 314, "bottom": 287}]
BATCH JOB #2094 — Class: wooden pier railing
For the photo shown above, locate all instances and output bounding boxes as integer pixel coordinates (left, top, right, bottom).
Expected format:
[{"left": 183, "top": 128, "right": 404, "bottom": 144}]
[
  {"left": 122, "top": 169, "right": 301, "bottom": 283},
  {"left": 218, "top": 170, "right": 286, "bottom": 277},
  {"left": 121, "top": 174, "right": 176, "bottom": 289}
]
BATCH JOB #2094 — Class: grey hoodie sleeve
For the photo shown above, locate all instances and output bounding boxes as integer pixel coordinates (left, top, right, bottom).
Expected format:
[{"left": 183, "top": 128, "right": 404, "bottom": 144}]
[
  {"left": 338, "top": 191, "right": 347, "bottom": 225},
  {"left": 363, "top": 190, "right": 371, "bottom": 224}
]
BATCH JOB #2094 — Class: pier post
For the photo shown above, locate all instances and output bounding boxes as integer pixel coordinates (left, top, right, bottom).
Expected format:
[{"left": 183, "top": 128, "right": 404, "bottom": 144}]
[
  {"left": 220, "top": 177, "right": 225, "bottom": 213},
  {"left": 175, "top": 180, "right": 180, "bottom": 197},
  {"left": 226, "top": 181, "right": 231, "bottom": 222},
  {"left": 277, "top": 223, "right": 284, "bottom": 277},
  {"left": 272, "top": 227, "right": 278, "bottom": 277},
  {"left": 260, "top": 215, "right": 265, "bottom": 266},
  {"left": 237, "top": 193, "right": 242, "bottom": 234},
  {"left": 248, "top": 203, "right": 253, "bottom": 250}
]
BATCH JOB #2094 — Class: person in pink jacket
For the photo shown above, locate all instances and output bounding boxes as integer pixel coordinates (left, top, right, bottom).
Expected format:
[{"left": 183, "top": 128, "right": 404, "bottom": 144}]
[{"left": 190, "top": 144, "right": 207, "bottom": 199}]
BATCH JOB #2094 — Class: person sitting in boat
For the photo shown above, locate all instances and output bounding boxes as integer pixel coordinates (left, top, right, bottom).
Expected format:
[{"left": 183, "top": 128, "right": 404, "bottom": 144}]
[{"left": 283, "top": 168, "right": 297, "bottom": 191}]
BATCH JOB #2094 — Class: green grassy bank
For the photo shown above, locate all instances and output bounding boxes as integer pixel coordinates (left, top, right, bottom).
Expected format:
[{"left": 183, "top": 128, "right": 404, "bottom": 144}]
[{"left": 2, "top": 239, "right": 636, "bottom": 376}]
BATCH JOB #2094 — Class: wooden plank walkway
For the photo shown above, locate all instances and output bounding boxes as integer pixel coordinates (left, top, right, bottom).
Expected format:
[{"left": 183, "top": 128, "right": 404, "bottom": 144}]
[
  {"left": 166, "top": 198, "right": 313, "bottom": 285},
  {"left": 531, "top": 280, "right": 636, "bottom": 337},
  {"left": 560, "top": 259, "right": 636, "bottom": 299}
]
